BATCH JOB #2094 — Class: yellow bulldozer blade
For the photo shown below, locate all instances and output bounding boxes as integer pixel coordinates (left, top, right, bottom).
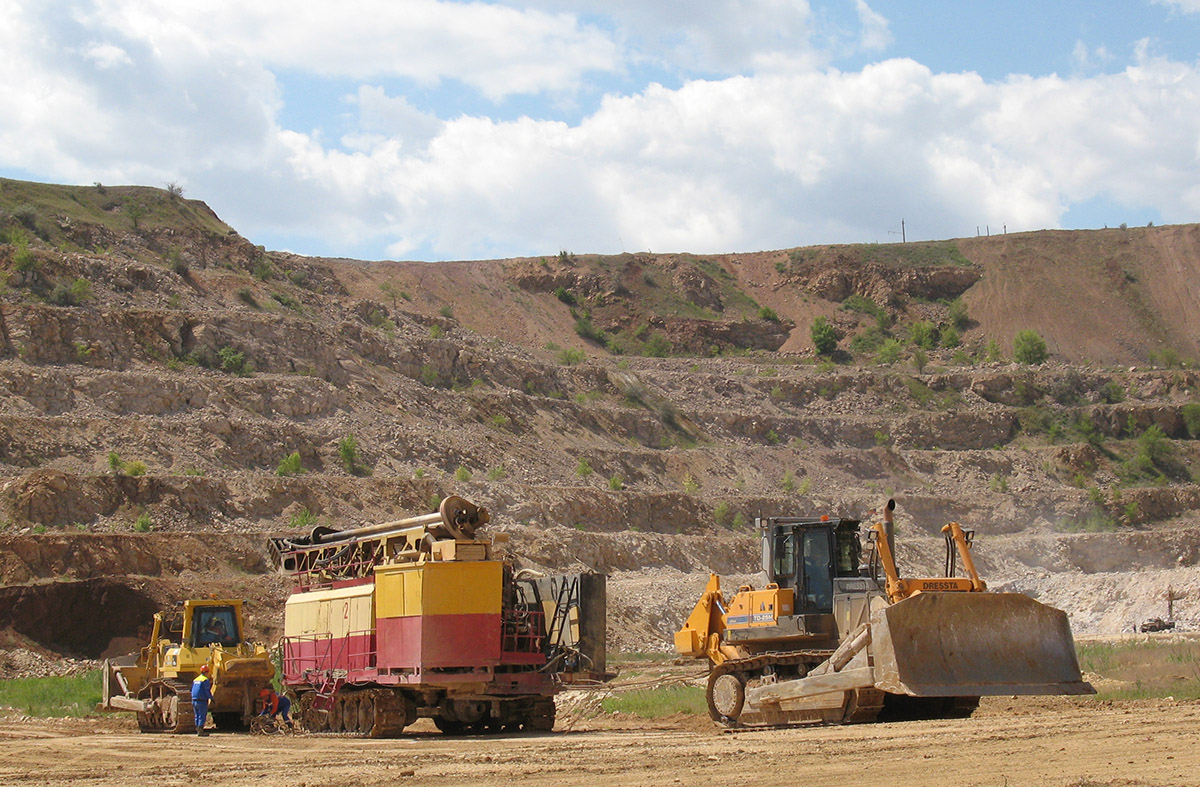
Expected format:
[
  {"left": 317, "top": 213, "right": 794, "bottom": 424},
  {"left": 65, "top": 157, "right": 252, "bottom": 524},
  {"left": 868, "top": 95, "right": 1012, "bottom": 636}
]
[{"left": 870, "top": 592, "right": 1095, "bottom": 696}]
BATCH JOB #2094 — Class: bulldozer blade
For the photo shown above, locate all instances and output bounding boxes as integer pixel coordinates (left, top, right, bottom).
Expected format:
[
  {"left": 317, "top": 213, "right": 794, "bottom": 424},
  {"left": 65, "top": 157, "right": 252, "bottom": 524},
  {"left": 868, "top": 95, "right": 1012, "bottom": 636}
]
[{"left": 870, "top": 592, "right": 1095, "bottom": 697}]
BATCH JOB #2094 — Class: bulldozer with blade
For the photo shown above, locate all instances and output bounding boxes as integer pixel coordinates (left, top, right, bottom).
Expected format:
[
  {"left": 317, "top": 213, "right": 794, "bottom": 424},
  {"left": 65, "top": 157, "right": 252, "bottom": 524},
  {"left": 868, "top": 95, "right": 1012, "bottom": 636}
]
[
  {"left": 99, "top": 598, "right": 275, "bottom": 733},
  {"left": 675, "top": 500, "right": 1093, "bottom": 726}
]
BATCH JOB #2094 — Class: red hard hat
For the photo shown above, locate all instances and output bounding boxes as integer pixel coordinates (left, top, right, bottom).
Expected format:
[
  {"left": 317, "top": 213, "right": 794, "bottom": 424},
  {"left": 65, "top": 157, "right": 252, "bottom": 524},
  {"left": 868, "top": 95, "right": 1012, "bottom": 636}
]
[
  {"left": 200, "top": 665, "right": 210, "bottom": 673},
  {"left": 259, "top": 688, "right": 272, "bottom": 697}
]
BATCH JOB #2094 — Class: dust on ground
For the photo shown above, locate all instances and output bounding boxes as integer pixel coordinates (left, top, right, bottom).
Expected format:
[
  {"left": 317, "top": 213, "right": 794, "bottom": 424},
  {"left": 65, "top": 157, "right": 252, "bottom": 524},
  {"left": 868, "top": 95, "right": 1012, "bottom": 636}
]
[{"left": 0, "top": 695, "right": 1197, "bottom": 787}]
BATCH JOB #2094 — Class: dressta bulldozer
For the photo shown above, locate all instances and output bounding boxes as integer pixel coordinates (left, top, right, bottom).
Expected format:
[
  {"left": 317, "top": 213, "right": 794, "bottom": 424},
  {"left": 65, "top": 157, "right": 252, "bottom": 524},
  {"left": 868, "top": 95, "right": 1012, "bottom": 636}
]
[
  {"left": 100, "top": 598, "right": 275, "bottom": 732},
  {"left": 676, "top": 500, "right": 1093, "bottom": 726}
]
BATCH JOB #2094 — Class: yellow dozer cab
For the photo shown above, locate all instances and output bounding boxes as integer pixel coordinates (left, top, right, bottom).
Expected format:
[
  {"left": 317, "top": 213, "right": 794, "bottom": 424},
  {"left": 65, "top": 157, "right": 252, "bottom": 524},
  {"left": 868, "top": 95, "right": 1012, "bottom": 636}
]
[
  {"left": 100, "top": 599, "right": 275, "bottom": 733},
  {"left": 675, "top": 500, "right": 1093, "bottom": 726}
]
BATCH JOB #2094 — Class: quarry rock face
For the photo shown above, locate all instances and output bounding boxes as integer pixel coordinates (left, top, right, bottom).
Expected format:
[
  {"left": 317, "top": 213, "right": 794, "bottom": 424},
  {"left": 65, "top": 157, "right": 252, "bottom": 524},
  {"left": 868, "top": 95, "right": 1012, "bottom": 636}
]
[{"left": 1, "top": 179, "right": 1199, "bottom": 663}]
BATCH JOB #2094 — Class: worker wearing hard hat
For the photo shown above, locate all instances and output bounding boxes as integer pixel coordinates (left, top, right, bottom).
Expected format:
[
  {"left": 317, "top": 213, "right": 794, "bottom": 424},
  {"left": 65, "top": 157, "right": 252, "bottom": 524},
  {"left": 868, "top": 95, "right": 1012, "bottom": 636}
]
[
  {"left": 258, "top": 688, "right": 293, "bottom": 729},
  {"left": 191, "top": 665, "right": 213, "bottom": 736}
]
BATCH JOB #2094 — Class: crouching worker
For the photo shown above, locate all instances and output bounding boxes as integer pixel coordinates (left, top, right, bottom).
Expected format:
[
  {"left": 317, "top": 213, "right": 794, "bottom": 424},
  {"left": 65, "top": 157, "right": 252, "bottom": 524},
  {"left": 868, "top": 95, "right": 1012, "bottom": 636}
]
[
  {"left": 258, "top": 688, "right": 293, "bottom": 729},
  {"left": 192, "top": 665, "right": 213, "bottom": 736}
]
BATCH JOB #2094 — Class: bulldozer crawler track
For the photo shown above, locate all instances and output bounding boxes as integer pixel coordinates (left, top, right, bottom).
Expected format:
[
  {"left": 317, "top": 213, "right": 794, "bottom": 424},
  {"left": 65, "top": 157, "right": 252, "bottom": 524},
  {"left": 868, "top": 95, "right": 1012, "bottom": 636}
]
[
  {"left": 297, "top": 688, "right": 411, "bottom": 738},
  {"left": 708, "top": 651, "right": 884, "bottom": 727},
  {"left": 297, "top": 689, "right": 555, "bottom": 738},
  {"left": 137, "top": 680, "right": 195, "bottom": 734}
]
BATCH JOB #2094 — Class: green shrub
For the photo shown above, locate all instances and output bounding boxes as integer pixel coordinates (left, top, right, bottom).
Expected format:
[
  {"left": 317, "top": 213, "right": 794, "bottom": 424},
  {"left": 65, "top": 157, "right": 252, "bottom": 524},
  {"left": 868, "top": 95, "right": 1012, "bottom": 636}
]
[
  {"left": 573, "top": 316, "right": 606, "bottom": 343},
  {"left": 290, "top": 507, "right": 317, "bottom": 529},
  {"left": 12, "top": 240, "right": 38, "bottom": 273},
  {"left": 811, "top": 316, "right": 837, "bottom": 355},
  {"left": 876, "top": 339, "right": 903, "bottom": 364},
  {"left": 840, "top": 294, "right": 886, "bottom": 322},
  {"left": 133, "top": 513, "right": 152, "bottom": 532},
  {"left": 47, "top": 277, "right": 91, "bottom": 306},
  {"left": 439, "top": 304, "right": 454, "bottom": 319},
  {"left": 270, "top": 291, "right": 301, "bottom": 312},
  {"left": 732, "top": 512, "right": 748, "bottom": 529},
  {"left": 575, "top": 458, "right": 593, "bottom": 477},
  {"left": 911, "top": 347, "right": 928, "bottom": 373},
  {"left": 1137, "top": 425, "right": 1173, "bottom": 466},
  {"left": 758, "top": 306, "right": 779, "bottom": 322},
  {"left": 850, "top": 326, "right": 888, "bottom": 354},
  {"left": 643, "top": 333, "right": 673, "bottom": 357},
  {"left": 486, "top": 464, "right": 507, "bottom": 481},
  {"left": 276, "top": 451, "right": 303, "bottom": 477},
  {"left": 781, "top": 471, "right": 796, "bottom": 492},
  {"left": 1014, "top": 330, "right": 1048, "bottom": 365},
  {"left": 236, "top": 287, "right": 258, "bottom": 307},
  {"left": 558, "top": 347, "right": 586, "bottom": 365},
  {"left": 940, "top": 325, "right": 960, "bottom": 348},
  {"left": 1183, "top": 403, "right": 1200, "bottom": 439},
  {"left": 1102, "top": 381, "right": 1127, "bottom": 404},
  {"left": 608, "top": 475, "right": 624, "bottom": 491},
  {"left": 217, "top": 346, "right": 251, "bottom": 376},
  {"left": 1149, "top": 348, "right": 1183, "bottom": 368},
  {"left": 682, "top": 474, "right": 700, "bottom": 494},
  {"left": 107, "top": 452, "right": 147, "bottom": 476},
  {"left": 420, "top": 364, "right": 438, "bottom": 386},
  {"left": 985, "top": 338, "right": 1003, "bottom": 362},
  {"left": 429, "top": 324, "right": 444, "bottom": 339},
  {"left": 947, "top": 299, "right": 969, "bottom": 330},
  {"left": 554, "top": 286, "right": 576, "bottom": 305},
  {"left": 252, "top": 258, "right": 273, "bottom": 281},
  {"left": 338, "top": 435, "right": 370, "bottom": 476},
  {"left": 908, "top": 320, "right": 937, "bottom": 349},
  {"left": 713, "top": 501, "right": 732, "bottom": 527},
  {"left": 168, "top": 248, "right": 188, "bottom": 275},
  {"left": 454, "top": 465, "right": 472, "bottom": 482}
]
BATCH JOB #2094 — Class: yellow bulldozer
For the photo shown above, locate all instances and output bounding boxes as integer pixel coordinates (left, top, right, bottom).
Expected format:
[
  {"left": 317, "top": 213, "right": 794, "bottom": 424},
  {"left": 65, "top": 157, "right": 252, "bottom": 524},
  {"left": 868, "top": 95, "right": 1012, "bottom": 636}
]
[
  {"left": 100, "top": 598, "right": 275, "bottom": 733},
  {"left": 676, "top": 500, "right": 1093, "bottom": 726}
]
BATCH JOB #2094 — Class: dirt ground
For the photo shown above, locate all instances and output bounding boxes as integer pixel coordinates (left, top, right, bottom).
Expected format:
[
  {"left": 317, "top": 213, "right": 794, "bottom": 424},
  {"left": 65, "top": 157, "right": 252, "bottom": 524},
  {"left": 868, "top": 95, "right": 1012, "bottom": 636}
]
[{"left": 1, "top": 696, "right": 1197, "bottom": 787}]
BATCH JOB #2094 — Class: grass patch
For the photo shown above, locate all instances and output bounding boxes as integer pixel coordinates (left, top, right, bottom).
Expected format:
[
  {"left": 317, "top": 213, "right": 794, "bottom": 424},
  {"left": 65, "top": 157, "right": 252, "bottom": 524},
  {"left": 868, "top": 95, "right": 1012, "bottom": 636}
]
[
  {"left": 600, "top": 685, "right": 707, "bottom": 718},
  {"left": 1077, "top": 637, "right": 1200, "bottom": 701},
  {"left": 860, "top": 240, "right": 973, "bottom": 268},
  {"left": 0, "top": 669, "right": 103, "bottom": 717}
]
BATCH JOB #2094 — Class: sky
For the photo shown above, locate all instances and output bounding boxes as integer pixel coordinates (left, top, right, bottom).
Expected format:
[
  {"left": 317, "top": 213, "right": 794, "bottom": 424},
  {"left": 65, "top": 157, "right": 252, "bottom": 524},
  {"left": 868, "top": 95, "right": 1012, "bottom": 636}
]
[{"left": 1, "top": 0, "right": 1199, "bottom": 261}]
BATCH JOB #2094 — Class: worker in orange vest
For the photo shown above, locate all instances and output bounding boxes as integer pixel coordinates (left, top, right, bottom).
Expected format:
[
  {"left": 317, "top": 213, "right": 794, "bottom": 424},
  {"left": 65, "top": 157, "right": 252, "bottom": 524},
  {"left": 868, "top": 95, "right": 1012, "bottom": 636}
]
[{"left": 258, "top": 688, "right": 293, "bottom": 728}]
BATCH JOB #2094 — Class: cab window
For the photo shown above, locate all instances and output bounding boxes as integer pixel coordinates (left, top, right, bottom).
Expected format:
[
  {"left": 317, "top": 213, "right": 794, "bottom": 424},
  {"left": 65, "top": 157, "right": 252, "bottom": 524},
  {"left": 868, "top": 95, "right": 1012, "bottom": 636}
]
[
  {"left": 192, "top": 607, "right": 240, "bottom": 647},
  {"left": 800, "top": 529, "right": 833, "bottom": 613}
]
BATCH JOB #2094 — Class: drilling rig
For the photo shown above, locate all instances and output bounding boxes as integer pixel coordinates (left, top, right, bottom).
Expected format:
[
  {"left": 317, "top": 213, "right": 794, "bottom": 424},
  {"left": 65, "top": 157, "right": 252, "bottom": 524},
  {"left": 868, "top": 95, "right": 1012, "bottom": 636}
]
[{"left": 267, "top": 496, "right": 607, "bottom": 736}]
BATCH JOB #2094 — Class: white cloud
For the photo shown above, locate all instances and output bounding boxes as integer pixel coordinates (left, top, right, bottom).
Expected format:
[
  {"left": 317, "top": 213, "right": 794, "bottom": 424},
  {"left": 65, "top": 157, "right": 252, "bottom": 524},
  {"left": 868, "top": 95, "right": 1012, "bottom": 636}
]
[
  {"left": 1071, "top": 40, "right": 1113, "bottom": 72},
  {"left": 524, "top": 0, "right": 826, "bottom": 74},
  {"left": 1152, "top": 0, "right": 1200, "bottom": 13},
  {"left": 86, "top": 0, "right": 620, "bottom": 100},
  {"left": 854, "top": 0, "right": 892, "bottom": 52},
  {"left": 1, "top": 0, "right": 1198, "bottom": 261},
  {"left": 262, "top": 55, "right": 1200, "bottom": 258},
  {"left": 80, "top": 42, "right": 133, "bottom": 70}
]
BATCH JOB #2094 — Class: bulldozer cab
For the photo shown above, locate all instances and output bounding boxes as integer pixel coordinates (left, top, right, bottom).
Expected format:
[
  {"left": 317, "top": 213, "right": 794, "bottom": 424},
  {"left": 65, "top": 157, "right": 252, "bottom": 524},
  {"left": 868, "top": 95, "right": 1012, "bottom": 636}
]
[
  {"left": 183, "top": 601, "right": 243, "bottom": 648},
  {"left": 761, "top": 517, "right": 862, "bottom": 615}
]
